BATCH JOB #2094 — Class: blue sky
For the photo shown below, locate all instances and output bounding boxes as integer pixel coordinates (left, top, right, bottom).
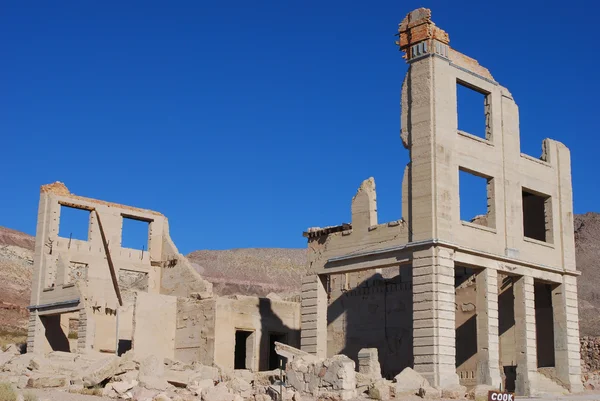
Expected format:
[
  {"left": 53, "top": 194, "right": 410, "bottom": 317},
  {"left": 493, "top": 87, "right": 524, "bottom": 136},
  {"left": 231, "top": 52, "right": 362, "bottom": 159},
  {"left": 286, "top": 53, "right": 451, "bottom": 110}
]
[{"left": 1, "top": 1, "right": 597, "bottom": 253}]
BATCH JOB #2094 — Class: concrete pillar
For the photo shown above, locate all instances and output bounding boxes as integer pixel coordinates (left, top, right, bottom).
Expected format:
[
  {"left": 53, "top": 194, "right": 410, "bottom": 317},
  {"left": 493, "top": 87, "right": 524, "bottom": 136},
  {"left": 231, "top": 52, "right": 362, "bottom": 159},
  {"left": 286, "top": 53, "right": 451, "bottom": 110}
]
[
  {"left": 552, "top": 275, "right": 583, "bottom": 392},
  {"left": 514, "top": 275, "right": 537, "bottom": 396},
  {"left": 26, "top": 310, "right": 42, "bottom": 354},
  {"left": 412, "top": 246, "right": 459, "bottom": 388},
  {"left": 475, "top": 268, "right": 502, "bottom": 387},
  {"left": 300, "top": 274, "right": 327, "bottom": 358}
]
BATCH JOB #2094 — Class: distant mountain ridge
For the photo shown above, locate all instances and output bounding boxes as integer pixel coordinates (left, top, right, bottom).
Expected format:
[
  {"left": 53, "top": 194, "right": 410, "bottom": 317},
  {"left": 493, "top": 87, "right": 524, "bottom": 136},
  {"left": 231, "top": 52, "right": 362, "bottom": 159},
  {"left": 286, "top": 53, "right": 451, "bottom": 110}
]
[{"left": 1, "top": 214, "right": 599, "bottom": 335}]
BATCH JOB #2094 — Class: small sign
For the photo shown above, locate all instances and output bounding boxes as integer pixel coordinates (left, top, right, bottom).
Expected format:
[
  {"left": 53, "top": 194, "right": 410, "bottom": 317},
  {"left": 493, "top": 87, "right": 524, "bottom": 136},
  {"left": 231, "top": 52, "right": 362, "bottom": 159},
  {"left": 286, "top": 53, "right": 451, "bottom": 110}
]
[{"left": 488, "top": 391, "right": 515, "bottom": 401}]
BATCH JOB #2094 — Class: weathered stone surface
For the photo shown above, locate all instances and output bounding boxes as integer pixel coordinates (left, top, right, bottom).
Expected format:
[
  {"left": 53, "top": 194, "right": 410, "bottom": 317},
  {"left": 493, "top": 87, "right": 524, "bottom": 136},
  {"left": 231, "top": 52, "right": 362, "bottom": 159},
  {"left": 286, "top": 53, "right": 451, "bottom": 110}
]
[
  {"left": 394, "top": 367, "right": 429, "bottom": 394},
  {"left": 358, "top": 348, "right": 381, "bottom": 380},
  {"left": 441, "top": 385, "right": 466, "bottom": 399},
  {"left": 203, "top": 382, "right": 235, "bottom": 401},
  {"left": 139, "top": 375, "right": 170, "bottom": 391},
  {"left": 82, "top": 355, "right": 120, "bottom": 387},
  {"left": 226, "top": 377, "right": 253, "bottom": 398},
  {"left": 368, "top": 380, "right": 390, "bottom": 400},
  {"left": 286, "top": 355, "right": 355, "bottom": 400},
  {"left": 27, "top": 374, "right": 68, "bottom": 388},
  {"left": 139, "top": 355, "right": 165, "bottom": 378},
  {"left": 468, "top": 385, "right": 497, "bottom": 401}
]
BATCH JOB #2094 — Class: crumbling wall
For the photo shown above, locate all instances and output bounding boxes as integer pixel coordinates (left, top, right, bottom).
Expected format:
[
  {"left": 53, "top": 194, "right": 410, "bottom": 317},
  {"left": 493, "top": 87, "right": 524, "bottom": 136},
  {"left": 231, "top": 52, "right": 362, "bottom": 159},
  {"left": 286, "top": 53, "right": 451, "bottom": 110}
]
[
  {"left": 132, "top": 291, "right": 177, "bottom": 361},
  {"left": 160, "top": 220, "right": 213, "bottom": 299},
  {"left": 175, "top": 297, "right": 217, "bottom": 365},
  {"left": 213, "top": 296, "right": 300, "bottom": 371},
  {"left": 327, "top": 266, "right": 413, "bottom": 379}
]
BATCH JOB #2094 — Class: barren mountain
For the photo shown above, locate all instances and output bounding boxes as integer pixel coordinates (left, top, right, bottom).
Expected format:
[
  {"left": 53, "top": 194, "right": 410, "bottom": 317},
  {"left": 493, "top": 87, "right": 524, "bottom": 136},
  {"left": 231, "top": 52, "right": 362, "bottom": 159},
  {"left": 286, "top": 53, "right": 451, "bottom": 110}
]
[
  {"left": 574, "top": 213, "right": 600, "bottom": 336},
  {"left": 187, "top": 248, "right": 306, "bottom": 298},
  {"left": 0, "top": 213, "right": 599, "bottom": 336},
  {"left": 0, "top": 227, "right": 34, "bottom": 332}
]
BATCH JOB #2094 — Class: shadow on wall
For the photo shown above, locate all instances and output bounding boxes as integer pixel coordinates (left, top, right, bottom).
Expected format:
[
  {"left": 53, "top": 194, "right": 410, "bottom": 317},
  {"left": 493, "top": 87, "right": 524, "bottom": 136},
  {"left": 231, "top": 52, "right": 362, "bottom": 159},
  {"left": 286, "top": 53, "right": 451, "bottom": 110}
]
[
  {"left": 324, "top": 266, "right": 479, "bottom": 381},
  {"left": 326, "top": 267, "right": 414, "bottom": 379},
  {"left": 257, "top": 298, "right": 301, "bottom": 371}
]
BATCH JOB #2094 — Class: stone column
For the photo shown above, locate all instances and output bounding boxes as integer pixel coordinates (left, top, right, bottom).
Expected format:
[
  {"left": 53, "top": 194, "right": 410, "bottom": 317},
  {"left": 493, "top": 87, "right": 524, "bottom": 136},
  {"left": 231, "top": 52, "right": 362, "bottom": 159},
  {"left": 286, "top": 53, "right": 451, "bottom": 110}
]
[
  {"left": 514, "top": 275, "right": 537, "bottom": 396},
  {"left": 412, "top": 246, "right": 459, "bottom": 388},
  {"left": 301, "top": 274, "right": 328, "bottom": 358},
  {"left": 475, "top": 268, "right": 502, "bottom": 387},
  {"left": 552, "top": 275, "right": 583, "bottom": 392}
]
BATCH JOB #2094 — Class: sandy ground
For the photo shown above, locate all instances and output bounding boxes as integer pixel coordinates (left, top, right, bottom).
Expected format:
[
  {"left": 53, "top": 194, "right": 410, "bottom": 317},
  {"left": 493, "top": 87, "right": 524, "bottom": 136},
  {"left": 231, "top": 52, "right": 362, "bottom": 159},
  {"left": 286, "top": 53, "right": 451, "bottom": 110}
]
[{"left": 17, "top": 389, "right": 600, "bottom": 401}]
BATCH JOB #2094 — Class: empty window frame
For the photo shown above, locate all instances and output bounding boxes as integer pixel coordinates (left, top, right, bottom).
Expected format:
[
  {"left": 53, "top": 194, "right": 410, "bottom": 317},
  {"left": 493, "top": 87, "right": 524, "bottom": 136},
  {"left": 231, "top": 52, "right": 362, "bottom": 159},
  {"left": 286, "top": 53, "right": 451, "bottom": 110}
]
[
  {"left": 522, "top": 189, "right": 553, "bottom": 243},
  {"left": 459, "top": 168, "right": 495, "bottom": 228},
  {"left": 456, "top": 80, "right": 491, "bottom": 140},
  {"left": 58, "top": 205, "right": 90, "bottom": 241},
  {"left": 121, "top": 215, "right": 150, "bottom": 250}
]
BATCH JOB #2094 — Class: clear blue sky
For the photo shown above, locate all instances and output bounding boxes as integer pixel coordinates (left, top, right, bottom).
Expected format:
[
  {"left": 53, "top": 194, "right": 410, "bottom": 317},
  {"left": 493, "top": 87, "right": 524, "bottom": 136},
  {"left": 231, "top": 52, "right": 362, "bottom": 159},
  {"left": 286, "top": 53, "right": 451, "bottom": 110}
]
[{"left": 1, "top": 1, "right": 598, "bottom": 253}]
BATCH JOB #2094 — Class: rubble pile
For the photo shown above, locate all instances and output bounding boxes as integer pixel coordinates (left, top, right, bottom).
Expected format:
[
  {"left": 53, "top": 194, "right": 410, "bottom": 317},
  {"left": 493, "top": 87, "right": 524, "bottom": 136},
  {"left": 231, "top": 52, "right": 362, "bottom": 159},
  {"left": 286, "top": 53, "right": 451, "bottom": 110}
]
[
  {"left": 581, "top": 336, "right": 600, "bottom": 390},
  {"left": 0, "top": 343, "right": 470, "bottom": 401}
]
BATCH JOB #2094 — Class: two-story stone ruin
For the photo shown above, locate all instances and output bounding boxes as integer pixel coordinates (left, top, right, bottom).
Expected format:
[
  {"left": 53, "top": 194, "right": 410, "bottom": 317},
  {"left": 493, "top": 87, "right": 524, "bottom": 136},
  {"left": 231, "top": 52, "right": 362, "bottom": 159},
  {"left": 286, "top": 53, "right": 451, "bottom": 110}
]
[
  {"left": 26, "top": 182, "right": 300, "bottom": 372},
  {"left": 301, "top": 8, "right": 583, "bottom": 397}
]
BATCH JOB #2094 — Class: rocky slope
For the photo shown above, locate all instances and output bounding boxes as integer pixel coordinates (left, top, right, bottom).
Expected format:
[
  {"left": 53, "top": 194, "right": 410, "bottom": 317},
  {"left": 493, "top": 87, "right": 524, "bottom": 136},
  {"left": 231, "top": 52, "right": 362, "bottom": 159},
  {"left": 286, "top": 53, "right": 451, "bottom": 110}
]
[
  {"left": 187, "top": 248, "right": 306, "bottom": 298},
  {"left": 0, "top": 213, "right": 599, "bottom": 335},
  {"left": 0, "top": 227, "right": 34, "bottom": 340}
]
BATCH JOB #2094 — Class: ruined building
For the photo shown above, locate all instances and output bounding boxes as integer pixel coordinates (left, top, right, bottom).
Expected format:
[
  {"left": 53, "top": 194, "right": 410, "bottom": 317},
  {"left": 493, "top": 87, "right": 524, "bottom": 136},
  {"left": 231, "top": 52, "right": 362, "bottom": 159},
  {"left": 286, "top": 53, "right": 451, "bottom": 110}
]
[
  {"left": 27, "top": 182, "right": 300, "bottom": 372},
  {"left": 301, "top": 8, "right": 582, "bottom": 396}
]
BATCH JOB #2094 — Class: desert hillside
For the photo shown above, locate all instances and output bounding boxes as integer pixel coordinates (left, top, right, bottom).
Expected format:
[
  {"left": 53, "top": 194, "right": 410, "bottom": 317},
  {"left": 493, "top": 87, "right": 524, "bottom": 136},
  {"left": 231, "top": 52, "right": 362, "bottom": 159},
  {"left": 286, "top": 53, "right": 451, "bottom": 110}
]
[
  {"left": 187, "top": 248, "right": 306, "bottom": 297},
  {"left": 1, "top": 213, "right": 599, "bottom": 336}
]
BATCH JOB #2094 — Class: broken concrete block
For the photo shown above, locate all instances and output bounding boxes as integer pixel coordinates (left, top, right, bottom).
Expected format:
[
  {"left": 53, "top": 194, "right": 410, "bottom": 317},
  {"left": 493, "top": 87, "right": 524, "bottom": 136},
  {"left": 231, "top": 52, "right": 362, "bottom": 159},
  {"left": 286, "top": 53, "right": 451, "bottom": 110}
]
[
  {"left": 82, "top": 355, "right": 120, "bottom": 387},
  {"left": 132, "top": 386, "right": 160, "bottom": 401},
  {"left": 417, "top": 386, "right": 441, "bottom": 399},
  {"left": 441, "top": 385, "right": 466, "bottom": 399},
  {"left": 227, "top": 377, "right": 253, "bottom": 398},
  {"left": 468, "top": 385, "right": 497, "bottom": 401},
  {"left": 139, "top": 374, "right": 170, "bottom": 391},
  {"left": 357, "top": 348, "right": 382, "bottom": 380},
  {"left": 153, "top": 393, "right": 173, "bottom": 401},
  {"left": 368, "top": 380, "right": 391, "bottom": 400},
  {"left": 27, "top": 374, "right": 68, "bottom": 388},
  {"left": 355, "top": 372, "right": 375, "bottom": 394},
  {"left": 189, "top": 378, "right": 214, "bottom": 396},
  {"left": 394, "top": 367, "right": 429, "bottom": 395},
  {"left": 139, "top": 355, "right": 165, "bottom": 378},
  {"left": 203, "top": 382, "right": 235, "bottom": 401},
  {"left": 111, "top": 379, "right": 138, "bottom": 394}
]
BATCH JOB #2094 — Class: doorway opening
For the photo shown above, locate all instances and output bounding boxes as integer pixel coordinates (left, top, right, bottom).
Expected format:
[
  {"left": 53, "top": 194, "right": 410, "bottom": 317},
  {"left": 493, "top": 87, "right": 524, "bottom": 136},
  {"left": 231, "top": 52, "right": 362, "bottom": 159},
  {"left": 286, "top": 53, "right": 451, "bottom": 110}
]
[
  {"left": 234, "top": 330, "right": 255, "bottom": 370},
  {"left": 268, "top": 332, "right": 288, "bottom": 370}
]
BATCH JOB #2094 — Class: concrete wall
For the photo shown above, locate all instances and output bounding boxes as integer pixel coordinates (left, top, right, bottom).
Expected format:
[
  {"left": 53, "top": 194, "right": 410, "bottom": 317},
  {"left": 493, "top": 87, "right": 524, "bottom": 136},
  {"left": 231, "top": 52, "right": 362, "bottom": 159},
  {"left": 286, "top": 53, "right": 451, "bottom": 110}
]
[
  {"left": 27, "top": 182, "right": 212, "bottom": 354},
  {"left": 175, "top": 297, "right": 216, "bottom": 365},
  {"left": 132, "top": 291, "right": 177, "bottom": 361},
  {"left": 213, "top": 296, "right": 300, "bottom": 371},
  {"left": 327, "top": 267, "right": 413, "bottom": 379}
]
